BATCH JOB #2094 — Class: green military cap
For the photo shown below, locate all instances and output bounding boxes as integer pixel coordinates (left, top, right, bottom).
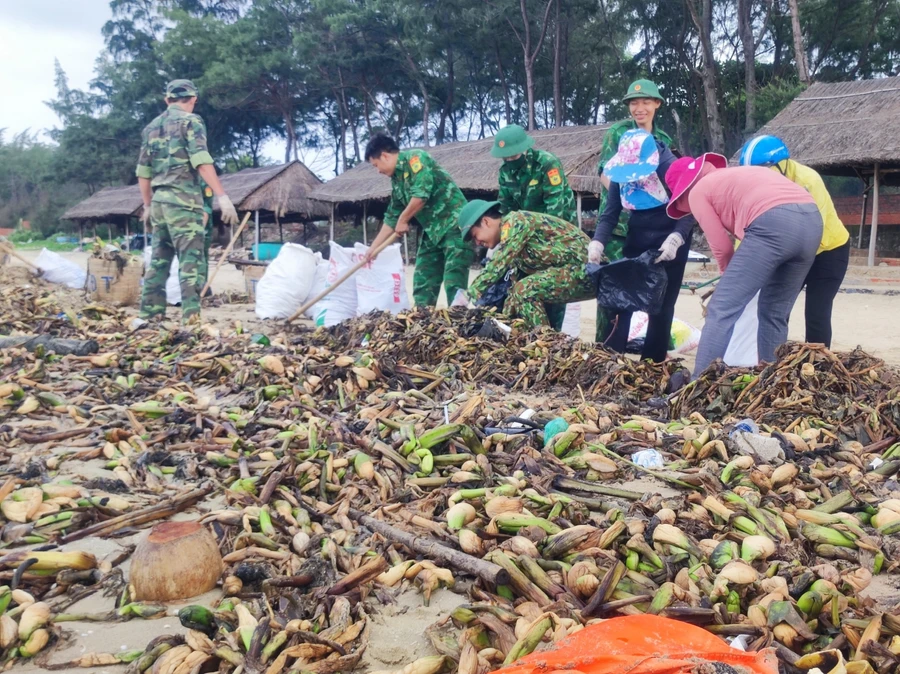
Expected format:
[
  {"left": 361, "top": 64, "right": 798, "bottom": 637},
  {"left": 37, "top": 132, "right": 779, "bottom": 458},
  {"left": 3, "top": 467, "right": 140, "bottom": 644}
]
[
  {"left": 458, "top": 200, "right": 500, "bottom": 240},
  {"left": 622, "top": 79, "right": 665, "bottom": 103},
  {"left": 165, "top": 79, "right": 199, "bottom": 98},
  {"left": 491, "top": 124, "right": 535, "bottom": 158}
]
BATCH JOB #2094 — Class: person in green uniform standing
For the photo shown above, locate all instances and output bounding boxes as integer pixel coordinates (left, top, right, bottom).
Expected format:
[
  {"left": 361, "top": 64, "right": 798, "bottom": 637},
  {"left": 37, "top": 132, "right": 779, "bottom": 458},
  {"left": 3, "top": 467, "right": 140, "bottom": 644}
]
[
  {"left": 491, "top": 124, "right": 577, "bottom": 330},
  {"left": 456, "top": 200, "right": 594, "bottom": 328},
  {"left": 493, "top": 124, "right": 577, "bottom": 223},
  {"left": 137, "top": 79, "right": 239, "bottom": 324},
  {"left": 592, "top": 79, "right": 675, "bottom": 342},
  {"left": 365, "top": 133, "right": 473, "bottom": 307},
  {"left": 199, "top": 179, "right": 214, "bottom": 292}
]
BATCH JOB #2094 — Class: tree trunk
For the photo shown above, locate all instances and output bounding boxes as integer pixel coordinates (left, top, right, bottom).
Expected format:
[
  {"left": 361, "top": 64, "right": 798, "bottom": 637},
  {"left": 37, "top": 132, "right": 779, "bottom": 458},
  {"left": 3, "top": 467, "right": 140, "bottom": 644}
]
[
  {"left": 737, "top": 0, "right": 757, "bottom": 133},
  {"left": 495, "top": 41, "right": 513, "bottom": 124},
  {"left": 436, "top": 47, "right": 455, "bottom": 144},
  {"left": 513, "top": 0, "right": 554, "bottom": 131},
  {"left": 787, "top": 0, "right": 811, "bottom": 84},
  {"left": 553, "top": 0, "right": 563, "bottom": 127},
  {"left": 686, "top": 0, "right": 725, "bottom": 153},
  {"left": 283, "top": 113, "right": 296, "bottom": 164}
]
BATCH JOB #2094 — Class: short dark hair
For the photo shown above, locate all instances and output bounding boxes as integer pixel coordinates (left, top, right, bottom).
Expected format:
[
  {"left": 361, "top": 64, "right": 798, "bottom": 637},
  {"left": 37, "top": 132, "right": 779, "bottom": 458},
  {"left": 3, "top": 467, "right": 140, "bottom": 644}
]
[
  {"left": 365, "top": 133, "right": 400, "bottom": 160},
  {"left": 483, "top": 205, "right": 503, "bottom": 221},
  {"left": 166, "top": 96, "right": 194, "bottom": 104}
]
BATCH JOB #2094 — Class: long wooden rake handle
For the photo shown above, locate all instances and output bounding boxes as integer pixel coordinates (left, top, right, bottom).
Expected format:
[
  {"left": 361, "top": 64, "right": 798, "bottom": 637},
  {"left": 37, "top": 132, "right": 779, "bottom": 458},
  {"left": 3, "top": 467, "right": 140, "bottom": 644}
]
[
  {"left": 285, "top": 233, "right": 400, "bottom": 324},
  {"left": 200, "top": 211, "right": 253, "bottom": 298}
]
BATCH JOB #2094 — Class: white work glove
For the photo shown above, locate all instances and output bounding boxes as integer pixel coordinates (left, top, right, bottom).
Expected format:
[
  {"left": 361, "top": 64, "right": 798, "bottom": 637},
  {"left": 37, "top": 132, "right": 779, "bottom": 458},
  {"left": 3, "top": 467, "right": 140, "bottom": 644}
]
[
  {"left": 451, "top": 289, "right": 470, "bottom": 308},
  {"left": 656, "top": 232, "right": 685, "bottom": 263},
  {"left": 218, "top": 195, "right": 239, "bottom": 226},
  {"left": 140, "top": 205, "right": 151, "bottom": 228},
  {"left": 588, "top": 240, "right": 605, "bottom": 264}
]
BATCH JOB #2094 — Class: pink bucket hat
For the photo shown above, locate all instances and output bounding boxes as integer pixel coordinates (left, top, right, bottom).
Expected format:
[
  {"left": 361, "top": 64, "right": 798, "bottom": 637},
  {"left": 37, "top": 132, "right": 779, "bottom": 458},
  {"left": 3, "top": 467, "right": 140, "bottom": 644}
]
[{"left": 665, "top": 153, "right": 728, "bottom": 219}]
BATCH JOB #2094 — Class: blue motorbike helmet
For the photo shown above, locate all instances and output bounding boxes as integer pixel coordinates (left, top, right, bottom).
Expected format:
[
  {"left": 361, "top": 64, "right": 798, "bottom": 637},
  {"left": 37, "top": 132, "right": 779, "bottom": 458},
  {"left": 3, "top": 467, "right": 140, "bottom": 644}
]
[{"left": 739, "top": 135, "right": 790, "bottom": 167}]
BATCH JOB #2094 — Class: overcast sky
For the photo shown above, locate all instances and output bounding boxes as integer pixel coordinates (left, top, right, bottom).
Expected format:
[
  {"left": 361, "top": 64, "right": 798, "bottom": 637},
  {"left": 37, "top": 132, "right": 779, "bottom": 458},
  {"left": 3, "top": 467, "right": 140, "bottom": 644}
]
[{"left": 0, "top": 1, "right": 113, "bottom": 140}]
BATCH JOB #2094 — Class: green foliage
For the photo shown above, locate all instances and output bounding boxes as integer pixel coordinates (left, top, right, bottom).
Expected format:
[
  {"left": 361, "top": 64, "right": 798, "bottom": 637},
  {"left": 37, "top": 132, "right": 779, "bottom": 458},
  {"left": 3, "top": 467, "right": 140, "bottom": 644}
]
[{"left": 3, "top": 0, "right": 893, "bottom": 230}]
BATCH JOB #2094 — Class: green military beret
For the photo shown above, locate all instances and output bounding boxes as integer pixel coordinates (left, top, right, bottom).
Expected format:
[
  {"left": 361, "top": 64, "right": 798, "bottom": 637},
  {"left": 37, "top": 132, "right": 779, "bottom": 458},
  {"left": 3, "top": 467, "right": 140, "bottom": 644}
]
[
  {"left": 622, "top": 79, "right": 665, "bottom": 103},
  {"left": 458, "top": 200, "right": 500, "bottom": 241},
  {"left": 491, "top": 125, "right": 535, "bottom": 158},
  {"left": 166, "top": 79, "right": 199, "bottom": 98}
]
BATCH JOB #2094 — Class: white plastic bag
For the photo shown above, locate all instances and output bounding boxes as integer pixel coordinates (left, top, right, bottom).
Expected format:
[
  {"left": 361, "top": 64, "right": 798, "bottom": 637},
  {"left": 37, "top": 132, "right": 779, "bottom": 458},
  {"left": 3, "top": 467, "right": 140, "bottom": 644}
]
[
  {"left": 724, "top": 292, "right": 759, "bottom": 367},
  {"left": 305, "top": 254, "right": 329, "bottom": 320},
  {"left": 142, "top": 247, "right": 181, "bottom": 305},
  {"left": 255, "top": 243, "right": 316, "bottom": 319},
  {"left": 35, "top": 248, "right": 86, "bottom": 289},
  {"left": 628, "top": 312, "right": 702, "bottom": 356},
  {"left": 354, "top": 242, "right": 410, "bottom": 316},
  {"left": 316, "top": 242, "right": 359, "bottom": 327},
  {"left": 561, "top": 303, "right": 581, "bottom": 338}
]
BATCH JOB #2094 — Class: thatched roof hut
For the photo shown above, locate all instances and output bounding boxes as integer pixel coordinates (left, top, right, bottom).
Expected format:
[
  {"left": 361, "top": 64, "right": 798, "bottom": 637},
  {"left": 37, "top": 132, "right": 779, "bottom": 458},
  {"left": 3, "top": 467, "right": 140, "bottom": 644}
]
[
  {"left": 311, "top": 125, "right": 612, "bottom": 220},
  {"left": 61, "top": 185, "right": 143, "bottom": 222},
  {"left": 748, "top": 77, "right": 900, "bottom": 265},
  {"left": 749, "top": 78, "right": 900, "bottom": 175},
  {"left": 216, "top": 161, "right": 330, "bottom": 220}
]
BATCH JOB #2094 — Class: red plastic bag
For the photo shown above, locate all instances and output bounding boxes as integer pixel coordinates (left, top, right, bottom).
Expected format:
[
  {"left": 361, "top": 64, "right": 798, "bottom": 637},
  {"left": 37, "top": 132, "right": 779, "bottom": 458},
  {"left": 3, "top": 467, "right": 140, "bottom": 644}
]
[{"left": 495, "top": 615, "right": 777, "bottom": 674}]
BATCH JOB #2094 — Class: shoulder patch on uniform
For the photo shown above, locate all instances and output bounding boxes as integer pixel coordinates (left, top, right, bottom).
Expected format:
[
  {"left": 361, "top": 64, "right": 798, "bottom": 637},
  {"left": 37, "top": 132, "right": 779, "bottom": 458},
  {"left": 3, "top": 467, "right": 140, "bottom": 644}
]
[
  {"left": 547, "top": 168, "right": 562, "bottom": 186},
  {"left": 410, "top": 155, "right": 423, "bottom": 173},
  {"left": 204, "top": 187, "right": 214, "bottom": 198}
]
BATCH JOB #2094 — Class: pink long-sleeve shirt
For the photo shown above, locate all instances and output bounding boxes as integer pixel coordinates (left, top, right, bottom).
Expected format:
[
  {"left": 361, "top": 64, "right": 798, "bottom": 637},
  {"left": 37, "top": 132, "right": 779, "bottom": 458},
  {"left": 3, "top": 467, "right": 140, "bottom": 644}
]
[{"left": 688, "top": 166, "right": 816, "bottom": 271}]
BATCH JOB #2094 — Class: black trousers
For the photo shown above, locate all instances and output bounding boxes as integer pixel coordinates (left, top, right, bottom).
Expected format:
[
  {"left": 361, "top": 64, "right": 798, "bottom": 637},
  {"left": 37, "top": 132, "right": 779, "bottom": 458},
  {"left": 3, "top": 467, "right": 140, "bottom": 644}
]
[
  {"left": 605, "top": 241, "right": 690, "bottom": 363},
  {"left": 803, "top": 241, "right": 849, "bottom": 348}
]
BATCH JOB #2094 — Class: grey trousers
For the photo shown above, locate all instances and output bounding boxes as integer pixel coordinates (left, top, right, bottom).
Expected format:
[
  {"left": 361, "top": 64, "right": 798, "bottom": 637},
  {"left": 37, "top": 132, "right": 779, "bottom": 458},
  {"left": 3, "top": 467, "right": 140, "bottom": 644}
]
[{"left": 694, "top": 203, "right": 823, "bottom": 375}]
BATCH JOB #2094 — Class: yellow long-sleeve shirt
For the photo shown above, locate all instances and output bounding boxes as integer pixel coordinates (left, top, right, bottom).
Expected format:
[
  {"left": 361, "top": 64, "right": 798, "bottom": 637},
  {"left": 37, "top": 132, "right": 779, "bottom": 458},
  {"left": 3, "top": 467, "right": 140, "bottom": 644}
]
[{"left": 773, "top": 159, "right": 849, "bottom": 254}]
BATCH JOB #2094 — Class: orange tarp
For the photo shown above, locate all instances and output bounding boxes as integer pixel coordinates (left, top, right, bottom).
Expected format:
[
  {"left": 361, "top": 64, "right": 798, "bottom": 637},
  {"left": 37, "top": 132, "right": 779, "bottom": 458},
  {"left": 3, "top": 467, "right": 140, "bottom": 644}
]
[{"left": 496, "top": 615, "right": 778, "bottom": 674}]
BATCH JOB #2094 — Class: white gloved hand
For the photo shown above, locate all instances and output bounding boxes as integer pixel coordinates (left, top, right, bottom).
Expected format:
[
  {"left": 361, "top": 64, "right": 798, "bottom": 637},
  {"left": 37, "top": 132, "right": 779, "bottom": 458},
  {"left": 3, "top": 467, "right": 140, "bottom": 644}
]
[
  {"left": 588, "top": 240, "right": 605, "bottom": 264},
  {"left": 451, "top": 289, "right": 470, "bottom": 308},
  {"left": 140, "top": 204, "right": 151, "bottom": 228},
  {"left": 656, "top": 232, "right": 685, "bottom": 263},
  {"left": 218, "top": 195, "right": 239, "bottom": 226}
]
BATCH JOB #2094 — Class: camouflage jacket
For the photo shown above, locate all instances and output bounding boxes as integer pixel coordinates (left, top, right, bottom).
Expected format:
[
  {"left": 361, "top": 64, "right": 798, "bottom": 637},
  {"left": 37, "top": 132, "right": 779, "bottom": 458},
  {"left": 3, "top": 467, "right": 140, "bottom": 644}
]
[
  {"left": 136, "top": 105, "right": 214, "bottom": 212},
  {"left": 384, "top": 150, "right": 466, "bottom": 243},
  {"left": 597, "top": 119, "right": 675, "bottom": 238},
  {"left": 201, "top": 180, "right": 214, "bottom": 218},
  {"left": 498, "top": 148, "right": 577, "bottom": 224},
  {"left": 469, "top": 211, "right": 591, "bottom": 299}
]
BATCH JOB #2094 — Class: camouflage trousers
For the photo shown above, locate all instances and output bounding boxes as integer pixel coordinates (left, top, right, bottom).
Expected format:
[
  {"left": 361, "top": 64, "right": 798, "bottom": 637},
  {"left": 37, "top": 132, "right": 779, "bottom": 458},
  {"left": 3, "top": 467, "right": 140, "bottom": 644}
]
[
  {"left": 414, "top": 229, "right": 474, "bottom": 307},
  {"left": 595, "top": 234, "right": 626, "bottom": 343},
  {"left": 506, "top": 266, "right": 594, "bottom": 329},
  {"left": 140, "top": 202, "right": 205, "bottom": 323},
  {"left": 199, "top": 216, "right": 213, "bottom": 289}
]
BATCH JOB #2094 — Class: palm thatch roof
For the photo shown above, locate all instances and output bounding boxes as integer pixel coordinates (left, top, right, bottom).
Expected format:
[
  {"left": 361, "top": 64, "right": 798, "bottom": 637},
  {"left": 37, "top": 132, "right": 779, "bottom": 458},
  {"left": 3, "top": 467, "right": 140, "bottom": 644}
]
[
  {"left": 61, "top": 185, "right": 143, "bottom": 222},
  {"left": 748, "top": 78, "right": 900, "bottom": 175},
  {"left": 216, "top": 161, "right": 330, "bottom": 219},
  {"left": 311, "top": 124, "right": 612, "bottom": 206},
  {"left": 62, "top": 161, "right": 330, "bottom": 223}
]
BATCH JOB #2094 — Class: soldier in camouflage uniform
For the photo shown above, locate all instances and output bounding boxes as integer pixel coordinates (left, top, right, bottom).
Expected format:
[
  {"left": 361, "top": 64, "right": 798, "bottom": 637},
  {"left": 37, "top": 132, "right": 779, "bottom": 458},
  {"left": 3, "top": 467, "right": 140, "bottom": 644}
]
[
  {"left": 136, "top": 79, "right": 239, "bottom": 324},
  {"left": 458, "top": 200, "right": 594, "bottom": 328},
  {"left": 364, "top": 133, "right": 473, "bottom": 307},
  {"left": 594, "top": 79, "right": 675, "bottom": 342},
  {"left": 493, "top": 125, "right": 577, "bottom": 223},
  {"left": 491, "top": 124, "right": 577, "bottom": 330}
]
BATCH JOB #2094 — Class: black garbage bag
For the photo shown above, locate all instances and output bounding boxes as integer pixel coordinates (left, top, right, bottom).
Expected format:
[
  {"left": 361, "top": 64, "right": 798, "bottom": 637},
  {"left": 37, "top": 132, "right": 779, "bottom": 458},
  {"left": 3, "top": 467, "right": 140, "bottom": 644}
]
[
  {"left": 586, "top": 250, "right": 668, "bottom": 315},
  {"left": 475, "top": 268, "right": 515, "bottom": 310}
]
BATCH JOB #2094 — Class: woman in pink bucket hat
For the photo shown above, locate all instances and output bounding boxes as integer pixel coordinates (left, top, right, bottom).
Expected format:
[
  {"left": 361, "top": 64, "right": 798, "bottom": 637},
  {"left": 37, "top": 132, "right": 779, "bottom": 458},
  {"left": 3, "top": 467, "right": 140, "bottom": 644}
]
[{"left": 665, "top": 154, "right": 823, "bottom": 376}]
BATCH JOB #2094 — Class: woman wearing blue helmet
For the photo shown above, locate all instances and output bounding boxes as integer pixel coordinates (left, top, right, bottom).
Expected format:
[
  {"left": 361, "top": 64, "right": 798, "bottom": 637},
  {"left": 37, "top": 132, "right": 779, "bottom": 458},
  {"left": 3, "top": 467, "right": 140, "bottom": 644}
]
[{"left": 739, "top": 135, "right": 850, "bottom": 348}]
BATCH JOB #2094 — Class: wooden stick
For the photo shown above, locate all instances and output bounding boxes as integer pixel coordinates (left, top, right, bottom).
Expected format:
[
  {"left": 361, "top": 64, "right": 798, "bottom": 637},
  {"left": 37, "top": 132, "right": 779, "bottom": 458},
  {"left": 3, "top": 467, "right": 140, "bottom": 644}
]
[
  {"left": 349, "top": 508, "right": 509, "bottom": 586},
  {"left": 326, "top": 555, "right": 387, "bottom": 596},
  {"left": 59, "top": 484, "right": 213, "bottom": 543},
  {"left": 286, "top": 233, "right": 399, "bottom": 324},
  {"left": 0, "top": 243, "right": 40, "bottom": 272},
  {"left": 201, "top": 211, "right": 252, "bottom": 297}
]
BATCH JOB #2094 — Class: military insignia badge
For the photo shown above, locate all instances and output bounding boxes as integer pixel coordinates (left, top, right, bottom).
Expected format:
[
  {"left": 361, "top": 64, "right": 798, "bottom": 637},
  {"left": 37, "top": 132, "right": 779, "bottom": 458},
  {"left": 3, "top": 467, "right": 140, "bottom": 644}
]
[
  {"left": 410, "top": 156, "right": 423, "bottom": 173},
  {"left": 498, "top": 140, "right": 506, "bottom": 148},
  {"left": 547, "top": 168, "right": 562, "bottom": 186},
  {"left": 204, "top": 187, "right": 213, "bottom": 198},
  {"left": 634, "top": 84, "right": 642, "bottom": 91},
  {"left": 528, "top": 179, "right": 539, "bottom": 186}
]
